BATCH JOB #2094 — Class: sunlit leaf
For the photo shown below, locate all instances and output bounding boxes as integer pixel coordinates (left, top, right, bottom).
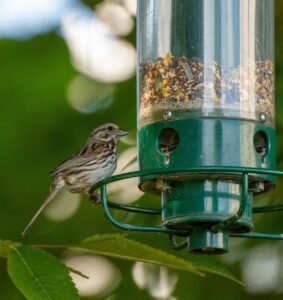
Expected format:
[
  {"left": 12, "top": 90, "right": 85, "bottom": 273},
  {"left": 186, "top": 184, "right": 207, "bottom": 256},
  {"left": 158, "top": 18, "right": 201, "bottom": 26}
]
[
  {"left": 70, "top": 233, "right": 242, "bottom": 284},
  {"left": 126, "top": 233, "right": 243, "bottom": 284},
  {"left": 7, "top": 245, "right": 80, "bottom": 300}
]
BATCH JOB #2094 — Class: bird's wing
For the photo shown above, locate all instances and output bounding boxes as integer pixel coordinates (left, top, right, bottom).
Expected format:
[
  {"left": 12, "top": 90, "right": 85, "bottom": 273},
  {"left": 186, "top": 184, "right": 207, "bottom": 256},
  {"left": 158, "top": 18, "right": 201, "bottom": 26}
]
[{"left": 50, "top": 143, "right": 104, "bottom": 177}]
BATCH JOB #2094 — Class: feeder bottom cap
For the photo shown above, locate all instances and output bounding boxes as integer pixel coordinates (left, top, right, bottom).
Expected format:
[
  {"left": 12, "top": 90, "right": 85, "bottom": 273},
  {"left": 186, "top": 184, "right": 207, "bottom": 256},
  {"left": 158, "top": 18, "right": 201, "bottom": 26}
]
[{"left": 188, "top": 227, "right": 229, "bottom": 254}]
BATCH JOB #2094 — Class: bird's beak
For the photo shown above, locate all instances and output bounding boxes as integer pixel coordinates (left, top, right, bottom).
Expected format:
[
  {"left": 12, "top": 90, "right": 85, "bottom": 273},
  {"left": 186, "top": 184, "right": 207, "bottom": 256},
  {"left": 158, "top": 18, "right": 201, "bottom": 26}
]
[{"left": 117, "top": 128, "right": 128, "bottom": 137}]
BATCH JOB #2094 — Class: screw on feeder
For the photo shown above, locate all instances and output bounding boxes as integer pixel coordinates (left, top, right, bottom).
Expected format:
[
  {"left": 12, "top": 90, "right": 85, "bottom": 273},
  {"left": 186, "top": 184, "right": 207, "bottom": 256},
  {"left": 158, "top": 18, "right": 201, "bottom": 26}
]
[
  {"left": 156, "top": 179, "right": 172, "bottom": 192},
  {"left": 163, "top": 111, "right": 172, "bottom": 120},
  {"left": 259, "top": 112, "right": 267, "bottom": 123}
]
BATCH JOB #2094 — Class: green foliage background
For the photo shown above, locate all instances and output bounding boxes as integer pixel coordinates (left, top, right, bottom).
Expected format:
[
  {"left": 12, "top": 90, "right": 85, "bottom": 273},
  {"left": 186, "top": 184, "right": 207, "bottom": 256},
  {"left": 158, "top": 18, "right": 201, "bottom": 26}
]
[{"left": 0, "top": 0, "right": 283, "bottom": 299}]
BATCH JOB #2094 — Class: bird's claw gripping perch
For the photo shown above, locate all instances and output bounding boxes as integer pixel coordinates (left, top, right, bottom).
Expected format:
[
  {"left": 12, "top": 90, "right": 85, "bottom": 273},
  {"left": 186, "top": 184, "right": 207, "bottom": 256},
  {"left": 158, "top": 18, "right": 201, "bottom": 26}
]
[{"left": 88, "top": 191, "right": 101, "bottom": 205}]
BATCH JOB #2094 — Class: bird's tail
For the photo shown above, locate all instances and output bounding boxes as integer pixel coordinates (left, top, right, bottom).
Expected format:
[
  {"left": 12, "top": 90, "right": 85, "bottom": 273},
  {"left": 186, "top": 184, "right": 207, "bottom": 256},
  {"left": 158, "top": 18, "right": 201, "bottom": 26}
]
[{"left": 21, "top": 187, "right": 59, "bottom": 237}]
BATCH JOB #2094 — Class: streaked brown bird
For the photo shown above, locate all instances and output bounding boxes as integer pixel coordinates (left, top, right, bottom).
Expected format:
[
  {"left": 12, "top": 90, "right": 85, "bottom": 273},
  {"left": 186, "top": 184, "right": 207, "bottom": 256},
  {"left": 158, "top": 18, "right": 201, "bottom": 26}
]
[{"left": 22, "top": 123, "right": 128, "bottom": 237}]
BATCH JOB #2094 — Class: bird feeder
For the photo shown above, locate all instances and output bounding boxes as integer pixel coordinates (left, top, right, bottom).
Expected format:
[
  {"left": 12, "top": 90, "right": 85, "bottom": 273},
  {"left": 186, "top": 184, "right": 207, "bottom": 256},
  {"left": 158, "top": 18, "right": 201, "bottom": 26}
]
[{"left": 92, "top": 0, "right": 283, "bottom": 254}]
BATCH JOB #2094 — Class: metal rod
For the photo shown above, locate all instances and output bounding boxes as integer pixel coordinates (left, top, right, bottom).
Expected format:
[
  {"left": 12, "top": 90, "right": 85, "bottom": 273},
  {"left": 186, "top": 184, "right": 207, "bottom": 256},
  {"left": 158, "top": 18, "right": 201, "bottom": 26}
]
[
  {"left": 230, "top": 232, "right": 283, "bottom": 240},
  {"left": 107, "top": 202, "right": 161, "bottom": 215},
  {"left": 169, "top": 235, "right": 188, "bottom": 250},
  {"left": 100, "top": 185, "right": 188, "bottom": 235},
  {"left": 253, "top": 204, "right": 283, "bottom": 214},
  {"left": 91, "top": 167, "right": 283, "bottom": 192},
  {"left": 212, "top": 173, "right": 248, "bottom": 232}
]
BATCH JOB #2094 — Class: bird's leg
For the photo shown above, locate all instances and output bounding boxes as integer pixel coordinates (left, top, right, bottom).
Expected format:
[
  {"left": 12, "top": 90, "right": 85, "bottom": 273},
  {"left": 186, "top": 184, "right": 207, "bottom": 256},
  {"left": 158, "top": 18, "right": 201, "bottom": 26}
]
[{"left": 88, "top": 190, "right": 101, "bottom": 205}]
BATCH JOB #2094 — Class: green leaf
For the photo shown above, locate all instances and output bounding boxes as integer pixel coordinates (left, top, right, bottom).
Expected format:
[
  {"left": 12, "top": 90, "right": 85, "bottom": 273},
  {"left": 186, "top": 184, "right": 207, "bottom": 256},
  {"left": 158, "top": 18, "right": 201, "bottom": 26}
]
[
  {"left": 70, "top": 233, "right": 242, "bottom": 284},
  {"left": 7, "top": 245, "right": 80, "bottom": 300},
  {"left": 126, "top": 233, "right": 242, "bottom": 284},
  {"left": 0, "top": 240, "right": 20, "bottom": 258},
  {"left": 72, "top": 233, "right": 203, "bottom": 274}
]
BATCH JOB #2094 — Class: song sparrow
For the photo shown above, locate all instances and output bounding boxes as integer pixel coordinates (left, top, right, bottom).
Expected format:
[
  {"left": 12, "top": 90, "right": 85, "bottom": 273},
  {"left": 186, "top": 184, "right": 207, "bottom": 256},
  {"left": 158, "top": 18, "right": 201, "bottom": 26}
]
[{"left": 22, "top": 123, "right": 128, "bottom": 236}]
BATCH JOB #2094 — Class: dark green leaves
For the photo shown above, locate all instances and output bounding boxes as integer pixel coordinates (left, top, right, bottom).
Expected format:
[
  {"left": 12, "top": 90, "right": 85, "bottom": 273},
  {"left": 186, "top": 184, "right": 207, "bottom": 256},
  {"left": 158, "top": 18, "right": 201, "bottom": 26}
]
[
  {"left": 7, "top": 245, "right": 80, "bottom": 300},
  {"left": 0, "top": 232, "right": 242, "bottom": 300}
]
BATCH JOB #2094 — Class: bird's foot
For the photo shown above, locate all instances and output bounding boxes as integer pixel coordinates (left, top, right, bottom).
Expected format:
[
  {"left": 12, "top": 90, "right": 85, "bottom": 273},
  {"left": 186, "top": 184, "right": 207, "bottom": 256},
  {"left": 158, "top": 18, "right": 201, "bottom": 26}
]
[{"left": 88, "top": 191, "right": 101, "bottom": 205}]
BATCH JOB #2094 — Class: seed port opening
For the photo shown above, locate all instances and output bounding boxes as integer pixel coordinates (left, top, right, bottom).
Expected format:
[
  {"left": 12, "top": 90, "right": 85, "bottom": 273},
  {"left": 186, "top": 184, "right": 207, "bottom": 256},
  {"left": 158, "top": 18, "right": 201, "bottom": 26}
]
[
  {"left": 254, "top": 131, "right": 268, "bottom": 161},
  {"left": 159, "top": 128, "right": 180, "bottom": 155}
]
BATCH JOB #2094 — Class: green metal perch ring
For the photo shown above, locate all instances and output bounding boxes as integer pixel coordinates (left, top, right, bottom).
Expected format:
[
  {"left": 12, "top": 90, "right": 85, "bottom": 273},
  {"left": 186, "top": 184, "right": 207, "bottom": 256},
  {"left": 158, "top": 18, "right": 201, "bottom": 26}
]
[{"left": 91, "top": 166, "right": 283, "bottom": 249}]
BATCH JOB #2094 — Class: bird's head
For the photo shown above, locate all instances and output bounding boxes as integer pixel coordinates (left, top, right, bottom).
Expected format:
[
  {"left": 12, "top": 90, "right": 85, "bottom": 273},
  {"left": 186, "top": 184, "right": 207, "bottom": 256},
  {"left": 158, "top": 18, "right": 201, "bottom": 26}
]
[{"left": 88, "top": 123, "right": 128, "bottom": 143}]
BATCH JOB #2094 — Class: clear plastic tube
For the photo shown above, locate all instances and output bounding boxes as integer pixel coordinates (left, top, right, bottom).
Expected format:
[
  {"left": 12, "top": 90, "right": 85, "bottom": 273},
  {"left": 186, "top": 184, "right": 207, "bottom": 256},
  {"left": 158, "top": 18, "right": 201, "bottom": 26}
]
[{"left": 137, "top": 0, "right": 274, "bottom": 127}]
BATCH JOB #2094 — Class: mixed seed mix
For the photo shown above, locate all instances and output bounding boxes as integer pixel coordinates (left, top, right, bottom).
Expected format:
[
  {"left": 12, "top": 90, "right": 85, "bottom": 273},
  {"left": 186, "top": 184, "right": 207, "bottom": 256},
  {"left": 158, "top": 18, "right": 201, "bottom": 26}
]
[{"left": 139, "top": 52, "right": 274, "bottom": 123}]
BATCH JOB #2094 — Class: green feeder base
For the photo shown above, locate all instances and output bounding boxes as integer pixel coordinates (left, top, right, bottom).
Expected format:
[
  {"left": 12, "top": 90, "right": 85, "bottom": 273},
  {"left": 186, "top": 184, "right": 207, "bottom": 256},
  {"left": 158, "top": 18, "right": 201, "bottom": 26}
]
[
  {"left": 162, "top": 179, "right": 253, "bottom": 232},
  {"left": 138, "top": 118, "right": 276, "bottom": 193},
  {"left": 136, "top": 117, "right": 272, "bottom": 252}
]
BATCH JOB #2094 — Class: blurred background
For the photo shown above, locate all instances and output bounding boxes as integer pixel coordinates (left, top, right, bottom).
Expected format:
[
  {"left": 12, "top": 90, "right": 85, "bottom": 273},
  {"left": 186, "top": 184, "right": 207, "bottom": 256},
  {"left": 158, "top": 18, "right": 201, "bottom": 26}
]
[{"left": 0, "top": 0, "right": 283, "bottom": 299}]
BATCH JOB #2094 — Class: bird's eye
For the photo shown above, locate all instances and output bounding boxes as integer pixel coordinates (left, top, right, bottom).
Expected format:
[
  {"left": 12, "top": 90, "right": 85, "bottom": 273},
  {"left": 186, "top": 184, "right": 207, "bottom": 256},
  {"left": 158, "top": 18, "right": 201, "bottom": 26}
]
[{"left": 108, "top": 126, "right": 113, "bottom": 131}]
